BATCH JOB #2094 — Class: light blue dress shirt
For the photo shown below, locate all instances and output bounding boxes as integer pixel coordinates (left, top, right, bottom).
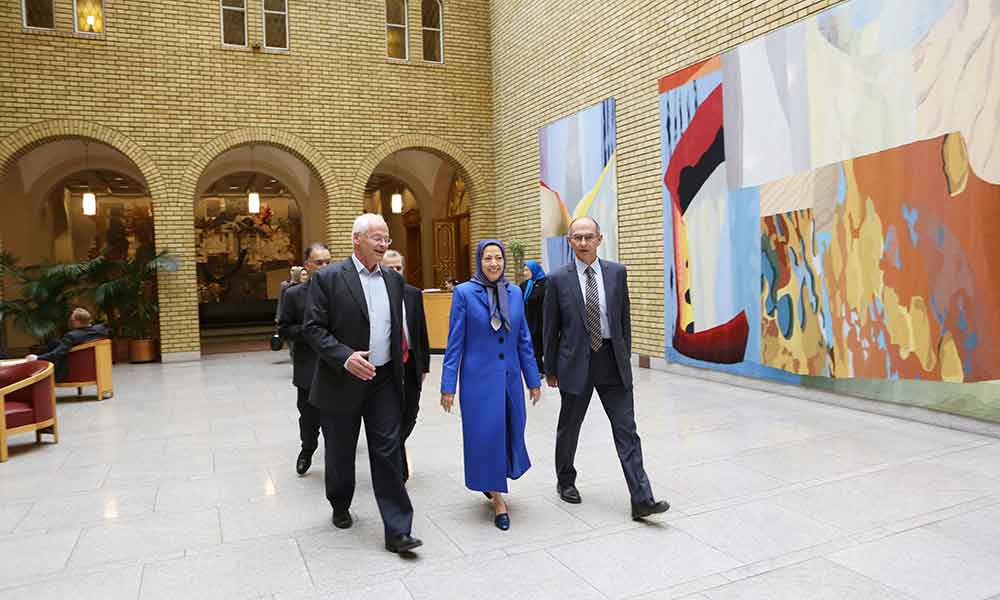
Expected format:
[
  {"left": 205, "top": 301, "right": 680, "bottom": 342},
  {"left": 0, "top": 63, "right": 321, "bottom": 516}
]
[{"left": 352, "top": 254, "right": 392, "bottom": 367}]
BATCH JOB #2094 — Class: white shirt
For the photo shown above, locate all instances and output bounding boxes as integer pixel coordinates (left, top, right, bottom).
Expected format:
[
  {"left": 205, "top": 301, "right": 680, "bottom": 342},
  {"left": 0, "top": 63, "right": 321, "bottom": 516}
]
[
  {"left": 352, "top": 254, "right": 392, "bottom": 367},
  {"left": 575, "top": 256, "right": 610, "bottom": 338}
]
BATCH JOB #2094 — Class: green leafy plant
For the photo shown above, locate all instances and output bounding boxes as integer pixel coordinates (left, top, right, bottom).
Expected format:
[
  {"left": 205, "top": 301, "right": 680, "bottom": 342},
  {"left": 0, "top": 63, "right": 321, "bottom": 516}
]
[
  {"left": 94, "top": 249, "right": 179, "bottom": 340},
  {"left": 0, "top": 251, "right": 109, "bottom": 343},
  {"left": 508, "top": 239, "right": 526, "bottom": 283}
]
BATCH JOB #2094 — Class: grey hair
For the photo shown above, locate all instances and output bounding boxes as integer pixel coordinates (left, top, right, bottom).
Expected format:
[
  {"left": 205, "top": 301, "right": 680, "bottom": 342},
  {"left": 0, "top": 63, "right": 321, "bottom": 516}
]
[
  {"left": 290, "top": 266, "right": 305, "bottom": 282},
  {"left": 383, "top": 249, "right": 404, "bottom": 266},
  {"left": 303, "top": 242, "right": 329, "bottom": 263},
  {"left": 352, "top": 213, "right": 388, "bottom": 236},
  {"left": 568, "top": 216, "right": 602, "bottom": 235}
]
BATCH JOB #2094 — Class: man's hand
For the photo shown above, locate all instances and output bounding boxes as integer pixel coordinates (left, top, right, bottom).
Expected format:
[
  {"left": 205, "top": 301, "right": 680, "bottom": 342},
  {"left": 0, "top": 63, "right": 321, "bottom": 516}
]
[
  {"left": 546, "top": 374, "right": 559, "bottom": 388},
  {"left": 529, "top": 387, "right": 541, "bottom": 406},
  {"left": 421, "top": 372, "right": 427, "bottom": 385},
  {"left": 345, "top": 351, "right": 376, "bottom": 381},
  {"left": 441, "top": 392, "right": 455, "bottom": 413}
]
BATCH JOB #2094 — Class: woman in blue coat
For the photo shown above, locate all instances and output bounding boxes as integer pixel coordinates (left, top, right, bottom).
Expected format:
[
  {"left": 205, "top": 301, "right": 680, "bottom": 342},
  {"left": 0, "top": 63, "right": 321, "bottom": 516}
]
[{"left": 440, "top": 239, "right": 542, "bottom": 531}]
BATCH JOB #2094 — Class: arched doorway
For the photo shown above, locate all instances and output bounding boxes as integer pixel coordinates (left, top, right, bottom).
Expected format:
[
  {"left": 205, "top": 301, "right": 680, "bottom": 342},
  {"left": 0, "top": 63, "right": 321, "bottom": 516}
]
[
  {"left": 0, "top": 138, "right": 158, "bottom": 357},
  {"left": 193, "top": 144, "right": 324, "bottom": 354},
  {"left": 363, "top": 149, "right": 471, "bottom": 289}
]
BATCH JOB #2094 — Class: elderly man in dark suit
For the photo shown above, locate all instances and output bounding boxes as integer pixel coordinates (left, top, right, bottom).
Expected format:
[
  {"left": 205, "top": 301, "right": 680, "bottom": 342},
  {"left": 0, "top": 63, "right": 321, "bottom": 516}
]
[
  {"left": 304, "top": 213, "right": 422, "bottom": 554},
  {"left": 278, "top": 242, "right": 332, "bottom": 476},
  {"left": 543, "top": 217, "right": 670, "bottom": 520},
  {"left": 381, "top": 250, "right": 430, "bottom": 482},
  {"left": 26, "top": 308, "right": 108, "bottom": 381}
]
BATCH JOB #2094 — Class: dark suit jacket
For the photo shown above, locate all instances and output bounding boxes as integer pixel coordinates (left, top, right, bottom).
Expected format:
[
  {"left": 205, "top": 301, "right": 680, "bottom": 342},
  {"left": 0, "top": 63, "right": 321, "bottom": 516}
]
[
  {"left": 277, "top": 281, "right": 317, "bottom": 390},
  {"left": 38, "top": 324, "right": 110, "bottom": 382},
  {"left": 403, "top": 284, "right": 431, "bottom": 390},
  {"left": 543, "top": 259, "right": 633, "bottom": 395},
  {"left": 304, "top": 257, "right": 407, "bottom": 414},
  {"left": 520, "top": 277, "right": 547, "bottom": 372}
]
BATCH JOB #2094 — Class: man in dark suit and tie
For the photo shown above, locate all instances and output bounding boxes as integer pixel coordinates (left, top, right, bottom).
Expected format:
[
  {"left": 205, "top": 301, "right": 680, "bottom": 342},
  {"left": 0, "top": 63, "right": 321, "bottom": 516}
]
[
  {"left": 543, "top": 216, "right": 670, "bottom": 520},
  {"left": 381, "top": 250, "right": 430, "bottom": 482},
  {"left": 278, "top": 242, "right": 332, "bottom": 476},
  {"left": 304, "top": 213, "right": 422, "bottom": 554}
]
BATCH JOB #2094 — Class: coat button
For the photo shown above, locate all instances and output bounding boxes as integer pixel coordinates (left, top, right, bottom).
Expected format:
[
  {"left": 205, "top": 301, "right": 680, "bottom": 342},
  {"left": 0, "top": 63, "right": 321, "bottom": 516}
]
[
  {"left": 499, "top": 353, "right": 505, "bottom": 360},
  {"left": 498, "top": 337, "right": 504, "bottom": 343}
]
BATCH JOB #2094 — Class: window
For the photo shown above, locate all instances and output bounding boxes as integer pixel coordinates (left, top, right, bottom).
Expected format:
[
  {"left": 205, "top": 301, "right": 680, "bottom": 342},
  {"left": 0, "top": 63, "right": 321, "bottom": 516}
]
[
  {"left": 263, "top": 0, "right": 288, "bottom": 50},
  {"left": 220, "top": 0, "right": 247, "bottom": 47},
  {"left": 421, "top": 0, "right": 442, "bottom": 63},
  {"left": 385, "top": 0, "right": 407, "bottom": 60},
  {"left": 74, "top": 0, "right": 104, "bottom": 34},
  {"left": 22, "top": 0, "right": 54, "bottom": 29}
]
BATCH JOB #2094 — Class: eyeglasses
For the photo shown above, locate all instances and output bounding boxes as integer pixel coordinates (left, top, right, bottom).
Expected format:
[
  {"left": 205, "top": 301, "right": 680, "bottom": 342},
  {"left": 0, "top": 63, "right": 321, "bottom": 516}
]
[
  {"left": 386, "top": 264, "right": 403, "bottom": 272},
  {"left": 367, "top": 235, "right": 392, "bottom": 246},
  {"left": 569, "top": 233, "right": 599, "bottom": 243}
]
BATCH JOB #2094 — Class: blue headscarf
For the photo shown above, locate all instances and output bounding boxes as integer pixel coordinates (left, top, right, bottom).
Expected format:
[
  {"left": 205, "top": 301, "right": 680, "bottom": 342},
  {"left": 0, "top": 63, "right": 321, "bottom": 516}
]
[
  {"left": 523, "top": 260, "right": 546, "bottom": 302},
  {"left": 471, "top": 239, "right": 511, "bottom": 332}
]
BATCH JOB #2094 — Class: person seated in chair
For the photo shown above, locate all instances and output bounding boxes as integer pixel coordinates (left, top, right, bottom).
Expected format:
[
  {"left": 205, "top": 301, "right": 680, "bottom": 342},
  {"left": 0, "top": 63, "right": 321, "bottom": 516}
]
[{"left": 26, "top": 308, "right": 109, "bottom": 382}]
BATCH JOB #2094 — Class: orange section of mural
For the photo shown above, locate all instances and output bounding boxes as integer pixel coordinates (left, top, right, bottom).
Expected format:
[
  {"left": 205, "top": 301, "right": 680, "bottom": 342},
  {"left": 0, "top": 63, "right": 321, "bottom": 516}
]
[{"left": 761, "top": 133, "right": 1000, "bottom": 383}]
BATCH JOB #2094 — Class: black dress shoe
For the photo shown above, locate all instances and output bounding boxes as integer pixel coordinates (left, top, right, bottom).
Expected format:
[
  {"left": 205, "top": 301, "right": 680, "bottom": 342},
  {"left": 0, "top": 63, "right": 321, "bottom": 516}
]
[
  {"left": 331, "top": 509, "right": 353, "bottom": 529},
  {"left": 494, "top": 513, "right": 510, "bottom": 530},
  {"left": 385, "top": 533, "right": 423, "bottom": 553},
  {"left": 631, "top": 499, "right": 670, "bottom": 520},
  {"left": 558, "top": 485, "right": 582, "bottom": 504},
  {"left": 483, "top": 491, "right": 493, "bottom": 500},
  {"left": 296, "top": 450, "right": 313, "bottom": 476}
]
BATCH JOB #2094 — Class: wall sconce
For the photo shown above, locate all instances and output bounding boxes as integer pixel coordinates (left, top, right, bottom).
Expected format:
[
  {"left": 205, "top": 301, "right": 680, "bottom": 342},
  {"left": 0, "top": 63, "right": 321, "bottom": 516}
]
[
  {"left": 83, "top": 191, "right": 97, "bottom": 216},
  {"left": 86, "top": 14, "right": 95, "bottom": 31},
  {"left": 391, "top": 191, "right": 403, "bottom": 214}
]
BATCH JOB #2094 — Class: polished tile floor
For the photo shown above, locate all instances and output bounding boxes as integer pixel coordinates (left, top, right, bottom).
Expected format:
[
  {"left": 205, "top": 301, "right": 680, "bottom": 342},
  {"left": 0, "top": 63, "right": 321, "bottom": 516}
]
[{"left": 2, "top": 351, "right": 1000, "bottom": 599}]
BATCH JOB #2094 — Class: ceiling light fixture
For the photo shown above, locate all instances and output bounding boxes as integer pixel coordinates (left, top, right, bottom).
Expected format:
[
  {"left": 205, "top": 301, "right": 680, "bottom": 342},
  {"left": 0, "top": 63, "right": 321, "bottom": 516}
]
[
  {"left": 82, "top": 141, "right": 96, "bottom": 216},
  {"left": 248, "top": 145, "right": 260, "bottom": 214}
]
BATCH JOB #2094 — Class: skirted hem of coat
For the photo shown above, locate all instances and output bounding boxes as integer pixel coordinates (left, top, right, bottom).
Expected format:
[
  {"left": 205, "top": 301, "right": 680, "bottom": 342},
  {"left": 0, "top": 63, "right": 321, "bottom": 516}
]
[{"left": 441, "top": 281, "right": 541, "bottom": 493}]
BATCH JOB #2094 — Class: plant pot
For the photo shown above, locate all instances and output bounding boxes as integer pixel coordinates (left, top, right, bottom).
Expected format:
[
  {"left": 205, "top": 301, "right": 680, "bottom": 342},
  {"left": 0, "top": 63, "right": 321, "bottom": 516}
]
[
  {"left": 129, "top": 338, "right": 157, "bottom": 363},
  {"left": 112, "top": 337, "right": 131, "bottom": 364}
]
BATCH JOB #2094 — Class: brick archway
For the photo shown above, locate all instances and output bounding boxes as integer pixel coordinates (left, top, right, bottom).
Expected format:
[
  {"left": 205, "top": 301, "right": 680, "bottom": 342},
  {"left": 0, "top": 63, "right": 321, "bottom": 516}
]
[
  {"left": 0, "top": 119, "right": 167, "bottom": 318},
  {"left": 178, "top": 127, "right": 337, "bottom": 210},
  {"left": 348, "top": 134, "right": 492, "bottom": 268},
  {"left": 0, "top": 119, "right": 167, "bottom": 199}
]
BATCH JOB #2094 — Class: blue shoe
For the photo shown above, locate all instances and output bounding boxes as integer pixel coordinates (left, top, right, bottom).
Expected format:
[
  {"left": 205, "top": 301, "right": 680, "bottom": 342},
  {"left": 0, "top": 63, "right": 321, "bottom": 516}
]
[{"left": 494, "top": 513, "right": 510, "bottom": 530}]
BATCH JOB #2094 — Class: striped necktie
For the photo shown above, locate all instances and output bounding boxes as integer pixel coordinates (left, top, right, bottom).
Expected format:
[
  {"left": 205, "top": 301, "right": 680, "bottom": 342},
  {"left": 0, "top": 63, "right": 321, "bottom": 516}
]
[{"left": 584, "top": 266, "right": 602, "bottom": 351}]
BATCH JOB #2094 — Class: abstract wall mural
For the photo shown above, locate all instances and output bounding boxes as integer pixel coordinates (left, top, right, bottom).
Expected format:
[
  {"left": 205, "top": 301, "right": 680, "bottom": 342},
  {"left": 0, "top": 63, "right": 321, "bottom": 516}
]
[
  {"left": 539, "top": 98, "right": 618, "bottom": 271},
  {"left": 659, "top": 0, "right": 1000, "bottom": 421}
]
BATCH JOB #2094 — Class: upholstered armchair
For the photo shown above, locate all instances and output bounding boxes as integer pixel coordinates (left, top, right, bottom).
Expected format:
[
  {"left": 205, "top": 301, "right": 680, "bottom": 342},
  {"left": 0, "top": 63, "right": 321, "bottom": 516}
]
[
  {"left": 57, "top": 338, "right": 114, "bottom": 400},
  {"left": 1, "top": 360, "right": 58, "bottom": 462}
]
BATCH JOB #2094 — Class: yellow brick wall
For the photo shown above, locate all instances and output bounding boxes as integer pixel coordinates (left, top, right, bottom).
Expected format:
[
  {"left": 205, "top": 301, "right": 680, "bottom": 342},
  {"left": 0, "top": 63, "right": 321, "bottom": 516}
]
[
  {"left": 2, "top": 0, "right": 494, "bottom": 356},
  {"left": 491, "top": 0, "right": 846, "bottom": 358}
]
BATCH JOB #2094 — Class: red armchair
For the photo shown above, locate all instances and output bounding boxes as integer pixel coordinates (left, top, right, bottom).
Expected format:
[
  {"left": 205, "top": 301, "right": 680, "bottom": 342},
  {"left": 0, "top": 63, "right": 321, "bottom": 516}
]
[
  {"left": 1, "top": 360, "right": 58, "bottom": 462},
  {"left": 57, "top": 338, "right": 114, "bottom": 400}
]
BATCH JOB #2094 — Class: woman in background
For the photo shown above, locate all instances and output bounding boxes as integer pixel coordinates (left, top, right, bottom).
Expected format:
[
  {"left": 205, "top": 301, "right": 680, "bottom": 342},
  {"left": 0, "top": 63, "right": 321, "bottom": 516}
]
[{"left": 520, "top": 260, "right": 547, "bottom": 375}]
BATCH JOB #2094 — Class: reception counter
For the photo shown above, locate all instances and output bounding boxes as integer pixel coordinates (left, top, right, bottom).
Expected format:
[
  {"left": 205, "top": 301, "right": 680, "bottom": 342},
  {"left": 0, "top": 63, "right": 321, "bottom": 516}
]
[{"left": 422, "top": 290, "right": 453, "bottom": 352}]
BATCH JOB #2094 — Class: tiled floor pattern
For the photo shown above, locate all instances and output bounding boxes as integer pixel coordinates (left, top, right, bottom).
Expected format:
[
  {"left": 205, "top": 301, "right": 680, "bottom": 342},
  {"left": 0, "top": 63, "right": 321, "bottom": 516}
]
[{"left": 2, "top": 352, "right": 999, "bottom": 599}]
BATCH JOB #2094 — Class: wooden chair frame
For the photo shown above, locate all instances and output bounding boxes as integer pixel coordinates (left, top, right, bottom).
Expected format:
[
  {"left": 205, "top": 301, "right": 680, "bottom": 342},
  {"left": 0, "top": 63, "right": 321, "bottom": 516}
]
[
  {"left": 0, "top": 361, "right": 58, "bottom": 462},
  {"left": 55, "top": 338, "right": 114, "bottom": 400}
]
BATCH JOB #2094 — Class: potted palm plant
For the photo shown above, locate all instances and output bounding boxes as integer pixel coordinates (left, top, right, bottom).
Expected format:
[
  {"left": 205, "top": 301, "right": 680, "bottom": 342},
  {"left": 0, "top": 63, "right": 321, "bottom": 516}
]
[
  {"left": 93, "top": 249, "right": 178, "bottom": 363},
  {"left": 0, "top": 251, "right": 107, "bottom": 350},
  {"left": 508, "top": 239, "right": 526, "bottom": 284}
]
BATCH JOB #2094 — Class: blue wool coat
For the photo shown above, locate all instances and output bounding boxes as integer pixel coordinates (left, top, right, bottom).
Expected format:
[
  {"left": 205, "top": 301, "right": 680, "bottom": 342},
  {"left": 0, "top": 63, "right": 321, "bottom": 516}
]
[{"left": 441, "top": 281, "right": 541, "bottom": 492}]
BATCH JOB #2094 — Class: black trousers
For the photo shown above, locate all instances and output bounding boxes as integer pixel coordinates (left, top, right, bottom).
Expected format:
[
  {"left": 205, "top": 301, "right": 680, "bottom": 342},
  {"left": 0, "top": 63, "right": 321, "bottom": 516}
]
[
  {"left": 555, "top": 342, "right": 654, "bottom": 504},
  {"left": 400, "top": 359, "right": 422, "bottom": 480},
  {"left": 296, "top": 386, "right": 322, "bottom": 452},
  {"left": 319, "top": 363, "right": 414, "bottom": 539}
]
